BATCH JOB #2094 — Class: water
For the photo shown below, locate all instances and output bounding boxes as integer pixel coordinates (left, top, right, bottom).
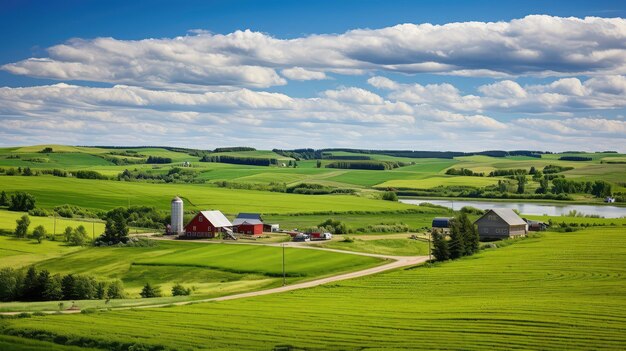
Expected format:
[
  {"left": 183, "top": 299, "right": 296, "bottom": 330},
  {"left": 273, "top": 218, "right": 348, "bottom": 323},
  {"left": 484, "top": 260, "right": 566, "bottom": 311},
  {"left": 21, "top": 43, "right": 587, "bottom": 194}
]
[{"left": 399, "top": 199, "right": 626, "bottom": 218}]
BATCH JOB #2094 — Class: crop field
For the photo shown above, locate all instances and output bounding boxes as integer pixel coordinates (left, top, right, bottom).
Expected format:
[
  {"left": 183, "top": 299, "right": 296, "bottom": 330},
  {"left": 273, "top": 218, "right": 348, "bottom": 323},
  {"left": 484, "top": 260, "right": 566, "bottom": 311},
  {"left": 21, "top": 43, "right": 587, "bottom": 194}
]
[
  {"left": 0, "top": 210, "right": 106, "bottom": 237},
  {"left": 376, "top": 175, "right": 501, "bottom": 189},
  {"left": 2, "top": 226, "right": 624, "bottom": 350},
  {"left": 0, "top": 176, "right": 413, "bottom": 213},
  {"left": 0, "top": 239, "right": 381, "bottom": 312}
]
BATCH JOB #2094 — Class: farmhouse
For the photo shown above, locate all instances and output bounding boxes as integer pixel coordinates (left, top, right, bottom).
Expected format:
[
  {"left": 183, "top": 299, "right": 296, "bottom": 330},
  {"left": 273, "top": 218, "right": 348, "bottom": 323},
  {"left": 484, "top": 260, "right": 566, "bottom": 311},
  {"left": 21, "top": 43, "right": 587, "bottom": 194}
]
[
  {"left": 184, "top": 210, "right": 233, "bottom": 238},
  {"left": 474, "top": 208, "right": 527, "bottom": 240},
  {"left": 233, "top": 213, "right": 264, "bottom": 235},
  {"left": 432, "top": 217, "right": 453, "bottom": 234}
]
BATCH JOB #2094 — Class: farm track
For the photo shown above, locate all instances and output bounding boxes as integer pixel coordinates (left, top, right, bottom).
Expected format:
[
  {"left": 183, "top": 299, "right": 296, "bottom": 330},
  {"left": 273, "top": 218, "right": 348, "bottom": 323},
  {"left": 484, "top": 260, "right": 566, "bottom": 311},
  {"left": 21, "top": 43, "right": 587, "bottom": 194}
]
[{"left": 0, "top": 239, "right": 429, "bottom": 315}]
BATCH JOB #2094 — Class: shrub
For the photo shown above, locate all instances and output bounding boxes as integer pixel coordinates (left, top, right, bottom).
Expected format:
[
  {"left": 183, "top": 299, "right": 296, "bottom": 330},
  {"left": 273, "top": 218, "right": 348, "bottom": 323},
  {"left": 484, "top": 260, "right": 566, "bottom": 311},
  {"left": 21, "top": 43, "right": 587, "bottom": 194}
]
[
  {"left": 14, "top": 214, "right": 30, "bottom": 238},
  {"left": 171, "top": 283, "right": 192, "bottom": 296},
  {"left": 31, "top": 225, "right": 46, "bottom": 243},
  {"left": 28, "top": 208, "right": 50, "bottom": 217},
  {"left": 382, "top": 191, "right": 398, "bottom": 202},
  {"left": 75, "top": 170, "right": 108, "bottom": 180}
]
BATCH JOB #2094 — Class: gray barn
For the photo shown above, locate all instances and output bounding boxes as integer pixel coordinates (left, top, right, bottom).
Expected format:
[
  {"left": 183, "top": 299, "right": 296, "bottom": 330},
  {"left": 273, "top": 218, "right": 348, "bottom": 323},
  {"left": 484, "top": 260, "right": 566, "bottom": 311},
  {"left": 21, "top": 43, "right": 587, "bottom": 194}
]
[{"left": 474, "top": 209, "right": 527, "bottom": 240}]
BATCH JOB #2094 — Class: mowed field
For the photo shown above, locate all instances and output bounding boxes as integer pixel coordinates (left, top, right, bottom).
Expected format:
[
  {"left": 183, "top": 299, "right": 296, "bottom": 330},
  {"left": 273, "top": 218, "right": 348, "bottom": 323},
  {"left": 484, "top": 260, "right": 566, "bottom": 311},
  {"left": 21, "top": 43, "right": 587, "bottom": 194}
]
[
  {"left": 1, "top": 227, "right": 625, "bottom": 350},
  {"left": 0, "top": 238, "right": 382, "bottom": 312}
]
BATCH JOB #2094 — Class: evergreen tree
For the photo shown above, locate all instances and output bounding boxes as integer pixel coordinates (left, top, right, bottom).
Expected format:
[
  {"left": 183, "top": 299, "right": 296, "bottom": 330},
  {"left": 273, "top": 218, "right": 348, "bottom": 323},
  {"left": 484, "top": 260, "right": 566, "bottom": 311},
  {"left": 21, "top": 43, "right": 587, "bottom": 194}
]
[
  {"left": 32, "top": 225, "right": 46, "bottom": 243},
  {"left": 431, "top": 231, "right": 450, "bottom": 261},
  {"left": 101, "top": 208, "right": 129, "bottom": 244},
  {"left": 448, "top": 219, "right": 465, "bottom": 259},
  {"left": 14, "top": 214, "right": 30, "bottom": 238},
  {"left": 140, "top": 283, "right": 162, "bottom": 298},
  {"left": 316, "top": 160, "right": 322, "bottom": 168},
  {"left": 457, "top": 213, "right": 479, "bottom": 256}
]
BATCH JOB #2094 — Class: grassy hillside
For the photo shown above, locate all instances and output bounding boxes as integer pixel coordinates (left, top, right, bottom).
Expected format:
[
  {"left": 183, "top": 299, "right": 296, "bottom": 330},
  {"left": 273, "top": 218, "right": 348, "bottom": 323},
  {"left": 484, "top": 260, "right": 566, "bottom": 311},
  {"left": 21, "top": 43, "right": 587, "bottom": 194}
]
[{"left": 1, "top": 226, "right": 624, "bottom": 350}]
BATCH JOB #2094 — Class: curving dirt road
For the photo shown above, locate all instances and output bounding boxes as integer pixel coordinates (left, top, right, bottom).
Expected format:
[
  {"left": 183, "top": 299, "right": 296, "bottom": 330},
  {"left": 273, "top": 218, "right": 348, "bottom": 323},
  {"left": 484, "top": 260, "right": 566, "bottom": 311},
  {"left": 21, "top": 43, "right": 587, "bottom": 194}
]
[{"left": 0, "top": 241, "right": 429, "bottom": 315}]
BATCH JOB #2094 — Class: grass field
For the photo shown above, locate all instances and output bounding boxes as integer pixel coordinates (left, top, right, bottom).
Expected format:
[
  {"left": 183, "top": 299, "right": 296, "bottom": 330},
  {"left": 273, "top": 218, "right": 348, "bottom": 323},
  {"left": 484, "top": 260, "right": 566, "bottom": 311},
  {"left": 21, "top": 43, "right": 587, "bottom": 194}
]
[
  {"left": 376, "top": 175, "right": 501, "bottom": 189},
  {"left": 0, "top": 239, "right": 382, "bottom": 312},
  {"left": 0, "top": 176, "right": 413, "bottom": 213},
  {"left": 1, "top": 226, "right": 624, "bottom": 350},
  {"left": 0, "top": 210, "right": 106, "bottom": 237},
  {"left": 315, "top": 237, "right": 431, "bottom": 256}
]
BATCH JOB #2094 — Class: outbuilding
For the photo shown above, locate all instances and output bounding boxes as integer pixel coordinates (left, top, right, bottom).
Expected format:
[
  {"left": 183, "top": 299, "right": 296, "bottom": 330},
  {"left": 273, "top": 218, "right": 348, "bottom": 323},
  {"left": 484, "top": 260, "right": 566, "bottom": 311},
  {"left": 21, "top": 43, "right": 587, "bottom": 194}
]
[
  {"left": 184, "top": 210, "right": 233, "bottom": 238},
  {"left": 432, "top": 217, "right": 453, "bottom": 233},
  {"left": 474, "top": 209, "right": 527, "bottom": 240},
  {"left": 233, "top": 213, "right": 264, "bottom": 235}
]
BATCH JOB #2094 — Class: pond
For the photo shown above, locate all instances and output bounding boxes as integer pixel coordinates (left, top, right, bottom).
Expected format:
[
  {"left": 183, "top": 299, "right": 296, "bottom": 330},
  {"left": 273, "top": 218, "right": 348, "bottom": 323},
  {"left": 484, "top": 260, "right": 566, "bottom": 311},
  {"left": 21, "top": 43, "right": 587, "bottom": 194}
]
[{"left": 399, "top": 198, "right": 626, "bottom": 218}]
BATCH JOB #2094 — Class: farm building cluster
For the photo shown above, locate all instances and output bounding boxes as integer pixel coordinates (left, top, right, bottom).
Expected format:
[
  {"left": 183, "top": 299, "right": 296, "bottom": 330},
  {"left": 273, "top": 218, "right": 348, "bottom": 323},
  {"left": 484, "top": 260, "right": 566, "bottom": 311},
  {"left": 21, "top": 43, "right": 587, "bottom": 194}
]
[
  {"left": 432, "top": 208, "right": 547, "bottom": 240},
  {"left": 167, "top": 196, "right": 312, "bottom": 241}
]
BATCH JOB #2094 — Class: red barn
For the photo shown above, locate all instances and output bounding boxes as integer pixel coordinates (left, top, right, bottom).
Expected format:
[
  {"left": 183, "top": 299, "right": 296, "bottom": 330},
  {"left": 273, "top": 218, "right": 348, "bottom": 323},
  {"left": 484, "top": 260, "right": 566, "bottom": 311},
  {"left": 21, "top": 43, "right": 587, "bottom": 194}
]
[
  {"left": 184, "top": 210, "right": 233, "bottom": 238},
  {"left": 232, "top": 213, "right": 264, "bottom": 235}
]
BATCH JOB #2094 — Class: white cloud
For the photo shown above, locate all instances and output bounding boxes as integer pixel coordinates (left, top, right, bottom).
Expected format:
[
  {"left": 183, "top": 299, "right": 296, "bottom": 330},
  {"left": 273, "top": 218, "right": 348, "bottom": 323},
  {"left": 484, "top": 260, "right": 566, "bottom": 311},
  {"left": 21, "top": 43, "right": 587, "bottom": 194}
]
[
  {"left": 281, "top": 67, "right": 327, "bottom": 81},
  {"left": 3, "top": 15, "right": 626, "bottom": 89},
  {"left": 322, "top": 87, "right": 384, "bottom": 105}
]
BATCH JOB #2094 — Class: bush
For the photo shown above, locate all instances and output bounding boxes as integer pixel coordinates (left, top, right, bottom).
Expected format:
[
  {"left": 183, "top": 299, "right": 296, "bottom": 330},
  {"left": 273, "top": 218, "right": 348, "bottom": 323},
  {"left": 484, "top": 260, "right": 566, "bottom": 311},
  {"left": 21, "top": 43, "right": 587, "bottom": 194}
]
[
  {"left": 75, "top": 170, "right": 108, "bottom": 180},
  {"left": 31, "top": 225, "right": 46, "bottom": 243},
  {"left": 14, "top": 214, "right": 30, "bottom": 238},
  {"left": 28, "top": 208, "right": 51, "bottom": 217},
  {"left": 382, "top": 191, "right": 398, "bottom": 202},
  {"left": 318, "top": 219, "right": 350, "bottom": 234},
  {"left": 171, "top": 283, "right": 192, "bottom": 296},
  {"left": 146, "top": 156, "right": 172, "bottom": 164}
]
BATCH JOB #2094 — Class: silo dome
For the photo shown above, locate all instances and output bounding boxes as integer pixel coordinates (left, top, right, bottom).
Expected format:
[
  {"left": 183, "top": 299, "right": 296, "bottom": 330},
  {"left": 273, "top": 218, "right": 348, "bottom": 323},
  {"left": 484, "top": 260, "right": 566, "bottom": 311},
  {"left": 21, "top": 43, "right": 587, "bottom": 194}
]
[{"left": 170, "top": 196, "right": 184, "bottom": 234}]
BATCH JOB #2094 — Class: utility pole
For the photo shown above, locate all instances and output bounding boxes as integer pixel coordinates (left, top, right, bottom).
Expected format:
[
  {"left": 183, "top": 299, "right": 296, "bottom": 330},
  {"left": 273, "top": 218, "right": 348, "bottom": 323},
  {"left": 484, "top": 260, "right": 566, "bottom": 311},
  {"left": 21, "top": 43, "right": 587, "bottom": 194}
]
[
  {"left": 428, "top": 230, "right": 432, "bottom": 261},
  {"left": 282, "top": 243, "right": 286, "bottom": 286}
]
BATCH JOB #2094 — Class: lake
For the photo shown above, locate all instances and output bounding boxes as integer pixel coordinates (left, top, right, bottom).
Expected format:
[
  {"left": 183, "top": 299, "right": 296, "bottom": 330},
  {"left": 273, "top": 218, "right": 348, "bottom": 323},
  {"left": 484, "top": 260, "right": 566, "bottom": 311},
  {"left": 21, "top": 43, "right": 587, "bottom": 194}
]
[{"left": 400, "top": 198, "right": 626, "bottom": 218}]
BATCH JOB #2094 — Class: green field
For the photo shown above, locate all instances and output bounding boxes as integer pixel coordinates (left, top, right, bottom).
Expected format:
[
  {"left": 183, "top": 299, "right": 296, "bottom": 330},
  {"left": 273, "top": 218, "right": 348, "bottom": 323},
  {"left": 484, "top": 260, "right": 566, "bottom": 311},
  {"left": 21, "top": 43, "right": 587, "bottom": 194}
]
[
  {"left": 0, "top": 176, "right": 413, "bottom": 214},
  {"left": 315, "top": 237, "right": 431, "bottom": 256},
  {"left": 2, "top": 226, "right": 624, "bottom": 350},
  {"left": 0, "top": 238, "right": 382, "bottom": 312}
]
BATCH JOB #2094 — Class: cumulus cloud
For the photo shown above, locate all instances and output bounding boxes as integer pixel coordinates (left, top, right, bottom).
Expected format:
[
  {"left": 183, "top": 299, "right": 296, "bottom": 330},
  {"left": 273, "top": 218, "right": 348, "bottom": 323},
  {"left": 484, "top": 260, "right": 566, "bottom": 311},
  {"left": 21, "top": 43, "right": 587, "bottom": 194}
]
[
  {"left": 369, "top": 75, "right": 626, "bottom": 113},
  {"left": 3, "top": 15, "right": 626, "bottom": 89},
  {"left": 281, "top": 67, "right": 327, "bottom": 81}
]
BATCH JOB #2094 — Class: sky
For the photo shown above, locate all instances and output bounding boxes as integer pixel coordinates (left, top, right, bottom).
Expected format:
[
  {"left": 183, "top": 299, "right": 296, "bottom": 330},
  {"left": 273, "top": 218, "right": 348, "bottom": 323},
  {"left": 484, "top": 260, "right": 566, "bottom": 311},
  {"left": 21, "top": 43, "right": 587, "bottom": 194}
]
[{"left": 1, "top": 0, "right": 626, "bottom": 151}]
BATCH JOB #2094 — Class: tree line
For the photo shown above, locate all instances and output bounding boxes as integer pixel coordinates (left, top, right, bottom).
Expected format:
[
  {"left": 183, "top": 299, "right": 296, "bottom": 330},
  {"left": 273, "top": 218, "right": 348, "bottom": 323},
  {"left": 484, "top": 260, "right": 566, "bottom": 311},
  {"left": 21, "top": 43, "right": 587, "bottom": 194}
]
[
  {"left": 200, "top": 154, "right": 278, "bottom": 166},
  {"left": 325, "top": 160, "right": 406, "bottom": 170},
  {"left": 0, "top": 266, "right": 124, "bottom": 302}
]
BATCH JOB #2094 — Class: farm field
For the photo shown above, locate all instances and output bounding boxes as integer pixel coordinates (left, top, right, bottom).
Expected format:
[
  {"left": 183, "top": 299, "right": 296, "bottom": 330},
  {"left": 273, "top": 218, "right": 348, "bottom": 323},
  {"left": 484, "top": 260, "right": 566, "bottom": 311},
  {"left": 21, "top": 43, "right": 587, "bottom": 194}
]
[
  {"left": 0, "top": 239, "right": 382, "bottom": 312},
  {"left": 1, "top": 226, "right": 625, "bottom": 350},
  {"left": 0, "top": 210, "right": 106, "bottom": 237},
  {"left": 0, "top": 176, "right": 413, "bottom": 214},
  {"left": 314, "top": 237, "right": 431, "bottom": 256}
]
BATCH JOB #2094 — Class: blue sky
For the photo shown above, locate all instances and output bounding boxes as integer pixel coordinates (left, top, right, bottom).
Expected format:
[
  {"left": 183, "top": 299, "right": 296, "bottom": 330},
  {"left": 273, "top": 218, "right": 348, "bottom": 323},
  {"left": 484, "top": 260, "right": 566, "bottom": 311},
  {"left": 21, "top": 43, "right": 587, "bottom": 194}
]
[{"left": 1, "top": 0, "right": 625, "bottom": 151}]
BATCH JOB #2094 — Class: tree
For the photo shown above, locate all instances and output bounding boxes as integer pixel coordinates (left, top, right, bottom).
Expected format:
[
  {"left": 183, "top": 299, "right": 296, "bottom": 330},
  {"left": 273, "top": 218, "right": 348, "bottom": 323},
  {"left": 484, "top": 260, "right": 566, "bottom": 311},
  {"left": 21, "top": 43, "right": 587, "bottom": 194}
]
[
  {"left": 497, "top": 180, "right": 507, "bottom": 193},
  {"left": 96, "top": 281, "right": 108, "bottom": 299},
  {"left": 101, "top": 208, "right": 129, "bottom": 244},
  {"left": 457, "top": 213, "right": 479, "bottom": 255},
  {"left": 0, "top": 191, "right": 8, "bottom": 206},
  {"left": 42, "top": 274, "right": 64, "bottom": 301},
  {"left": 171, "top": 283, "right": 191, "bottom": 296},
  {"left": 23, "top": 167, "right": 33, "bottom": 176},
  {"left": 316, "top": 160, "right": 322, "bottom": 168},
  {"left": 14, "top": 214, "right": 30, "bottom": 238},
  {"left": 529, "top": 166, "right": 536, "bottom": 175},
  {"left": 515, "top": 175, "right": 527, "bottom": 194},
  {"left": 0, "top": 267, "right": 22, "bottom": 302},
  {"left": 107, "top": 280, "right": 125, "bottom": 299},
  {"left": 61, "top": 274, "right": 77, "bottom": 300},
  {"left": 22, "top": 266, "right": 41, "bottom": 301},
  {"left": 8, "top": 192, "right": 36, "bottom": 211},
  {"left": 69, "top": 225, "right": 88, "bottom": 246},
  {"left": 591, "top": 180, "right": 612, "bottom": 198},
  {"left": 32, "top": 225, "right": 46, "bottom": 243},
  {"left": 382, "top": 191, "right": 398, "bottom": 202},
  {"left": 140, "top": 283, "right": 162, "bottom": 298},
  {"left": 448, "top": 219, "right": 465, "bottom": 260},
  {"left": 72, "top": 275, "right": 97, "bottom": 299},
  {"left": 431, "top": 231, "right": 450, "bottom": 262},
  {"left": 63, "top": 226, "right": 73, "bottom": 242}
]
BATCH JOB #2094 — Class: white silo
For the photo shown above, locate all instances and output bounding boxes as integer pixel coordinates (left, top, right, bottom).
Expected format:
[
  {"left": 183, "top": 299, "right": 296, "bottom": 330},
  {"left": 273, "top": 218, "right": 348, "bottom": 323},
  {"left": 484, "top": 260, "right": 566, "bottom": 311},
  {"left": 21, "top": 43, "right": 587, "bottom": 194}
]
[{"left": 171, "top": 196, "right": 184, "bottom": 234}]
